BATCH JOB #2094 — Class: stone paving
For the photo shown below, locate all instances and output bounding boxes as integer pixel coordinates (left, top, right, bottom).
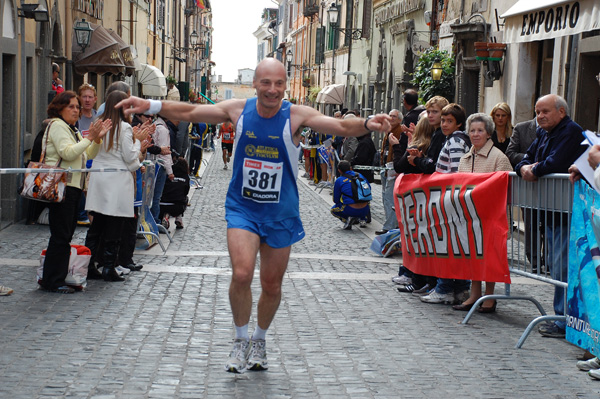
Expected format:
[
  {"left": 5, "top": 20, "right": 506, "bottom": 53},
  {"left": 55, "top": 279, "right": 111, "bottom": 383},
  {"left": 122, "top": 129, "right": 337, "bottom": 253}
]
[{"left": 1, "top": 149, "right": 599, "bottom": 398}]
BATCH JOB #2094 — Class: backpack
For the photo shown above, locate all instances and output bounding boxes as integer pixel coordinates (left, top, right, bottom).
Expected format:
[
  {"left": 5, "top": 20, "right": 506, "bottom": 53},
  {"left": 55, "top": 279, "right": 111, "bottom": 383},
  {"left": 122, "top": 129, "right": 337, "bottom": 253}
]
[{"left": 343, "top": 172, "right": 372, "bottom": 203}]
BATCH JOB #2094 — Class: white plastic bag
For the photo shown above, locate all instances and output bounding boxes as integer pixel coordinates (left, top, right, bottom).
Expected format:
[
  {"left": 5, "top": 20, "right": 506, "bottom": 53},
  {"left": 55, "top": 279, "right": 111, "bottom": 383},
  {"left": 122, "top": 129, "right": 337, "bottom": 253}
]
[{"left": 38, "top": 245, "right": 91, "bottom": 288}]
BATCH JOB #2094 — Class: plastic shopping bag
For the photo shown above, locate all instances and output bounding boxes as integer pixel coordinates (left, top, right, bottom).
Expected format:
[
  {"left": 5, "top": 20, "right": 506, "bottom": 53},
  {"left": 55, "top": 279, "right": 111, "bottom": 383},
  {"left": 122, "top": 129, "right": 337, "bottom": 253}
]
[
  {"left": 38, "top": 244, "right": 91, "bottom": 289},
  {"left": 370, "top": 229, "right": 402, "bottom": 257}
]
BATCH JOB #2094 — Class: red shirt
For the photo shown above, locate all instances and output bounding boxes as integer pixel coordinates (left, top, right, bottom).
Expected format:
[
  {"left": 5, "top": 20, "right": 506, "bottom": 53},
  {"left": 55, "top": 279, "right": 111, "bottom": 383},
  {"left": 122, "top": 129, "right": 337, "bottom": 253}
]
[{"left": 220, "top": 123, "right": 235, "bottom": 143}]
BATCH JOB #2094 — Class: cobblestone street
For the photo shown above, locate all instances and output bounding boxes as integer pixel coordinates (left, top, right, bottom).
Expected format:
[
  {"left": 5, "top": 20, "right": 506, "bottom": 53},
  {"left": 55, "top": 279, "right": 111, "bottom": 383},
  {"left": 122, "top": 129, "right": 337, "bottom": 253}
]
[{"left": 1, "top": 152, "right": 599, "bottom": 398}]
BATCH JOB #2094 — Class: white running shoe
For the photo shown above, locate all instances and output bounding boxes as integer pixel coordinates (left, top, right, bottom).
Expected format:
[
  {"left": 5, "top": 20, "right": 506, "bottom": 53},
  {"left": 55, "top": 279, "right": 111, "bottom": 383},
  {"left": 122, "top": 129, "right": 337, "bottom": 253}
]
[
  {"left": 589, "top": 369, "right": 600, "bottom": 380},
  {"left": 577, "top": 357, "right": 600, "bottom": 371},
  {"left": 115, "top": 265, "right": 131, "bottom": 276},
  {"left": 391, "top": 275, "right": 412, "bottom": 285},
  {"left": 223, "top": 164, "right": 228, "bottom": 170},
  {"left": 225, "top": 338, "right": 250, "bottom": 373},
  {"left": 246, "top": 339, "right": 268, "bottom": 371},
  {"left": 0, "top": 285, "right": 14, "bottom": 296},
  {"left": 420, "top": 290, "right": 455, "bottom": 304}
]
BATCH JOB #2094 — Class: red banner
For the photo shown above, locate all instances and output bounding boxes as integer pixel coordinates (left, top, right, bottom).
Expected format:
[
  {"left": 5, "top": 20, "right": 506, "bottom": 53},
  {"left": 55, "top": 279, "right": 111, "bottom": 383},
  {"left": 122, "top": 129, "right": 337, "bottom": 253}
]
[{"left": 394, "top": 172, "right": 511, "bottom": 284}]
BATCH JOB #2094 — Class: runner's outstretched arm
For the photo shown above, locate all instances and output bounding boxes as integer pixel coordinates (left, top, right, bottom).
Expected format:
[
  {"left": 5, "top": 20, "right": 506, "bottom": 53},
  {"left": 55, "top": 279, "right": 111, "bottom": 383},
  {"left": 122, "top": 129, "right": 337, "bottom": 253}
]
[
  {"left": 116, "top": 96, "right": 246, "bottom": 125},
  {"left": 291, "top": 105, "right": 391, "bottom": 138}
]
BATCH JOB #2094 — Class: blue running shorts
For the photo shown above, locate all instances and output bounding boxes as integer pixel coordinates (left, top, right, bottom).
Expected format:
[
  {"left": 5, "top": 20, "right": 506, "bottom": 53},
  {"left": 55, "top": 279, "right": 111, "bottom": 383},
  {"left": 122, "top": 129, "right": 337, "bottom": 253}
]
[{"left": 226, "top": 213, "right": 305, "bottom": 249}]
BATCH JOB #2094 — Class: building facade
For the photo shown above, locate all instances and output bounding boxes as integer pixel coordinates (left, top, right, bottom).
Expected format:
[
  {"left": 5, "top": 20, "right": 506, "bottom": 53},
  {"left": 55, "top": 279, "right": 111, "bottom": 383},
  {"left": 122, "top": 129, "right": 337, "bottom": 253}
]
[{"left": 0, "top": 0, "right": 213, "bottom": 229}]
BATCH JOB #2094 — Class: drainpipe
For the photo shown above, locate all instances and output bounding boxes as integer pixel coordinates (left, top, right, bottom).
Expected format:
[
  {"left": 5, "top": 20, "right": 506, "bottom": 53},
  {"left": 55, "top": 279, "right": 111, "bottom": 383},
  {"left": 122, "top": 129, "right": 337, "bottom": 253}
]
[
  {"left": 345, "top": 0, "right": 354, "bottom": 108},
  {"left": 65, "top": 1, "right": 73, "bottom": 90},
  {"left": 19, "top": 17, "right": 26, "bottom": 175}
]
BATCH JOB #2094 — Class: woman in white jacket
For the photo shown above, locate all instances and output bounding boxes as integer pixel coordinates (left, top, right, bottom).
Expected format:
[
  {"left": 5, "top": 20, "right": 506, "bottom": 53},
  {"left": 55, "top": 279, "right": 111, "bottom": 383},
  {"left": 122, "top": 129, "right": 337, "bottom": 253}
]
[{"left": 84, "top": 91, "right": 148, "bottom": 281}]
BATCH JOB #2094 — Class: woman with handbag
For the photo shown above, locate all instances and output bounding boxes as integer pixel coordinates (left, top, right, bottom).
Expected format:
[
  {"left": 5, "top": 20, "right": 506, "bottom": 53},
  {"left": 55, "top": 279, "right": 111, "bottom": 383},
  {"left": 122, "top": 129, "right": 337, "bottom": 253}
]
[
  {"left": 84, "top": 90, "right": 147, "bottom": 282},
  {"left": 40, "top": 91, "right": 110, "bottom": 294}
]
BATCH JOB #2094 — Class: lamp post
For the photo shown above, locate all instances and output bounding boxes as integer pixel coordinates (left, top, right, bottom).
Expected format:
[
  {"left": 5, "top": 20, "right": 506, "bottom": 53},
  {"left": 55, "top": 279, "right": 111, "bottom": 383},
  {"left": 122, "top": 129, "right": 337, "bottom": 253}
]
[
  {"left": 328, "top": 4, "right": 337, "bottom": 85},
  {"left": 327, "top": 2, "right": 364, "bottom": 85},
  {"left": 431, "top": 61, "right": 443, "bottom": 81},
  {"left": 17, "top": 0, "right": 49, "bottom": 22},
  {"left": 73, "top": 19, "right": 93, "bottom": 52},
  {"left": 328, "top": 3, "right": 338, "bottom": 84},
  {"left": 17, "top": 0, "right": 51, "bottom": 213},
  {"left": 286, "top": 49, "right": 293, "bottom": 77}
]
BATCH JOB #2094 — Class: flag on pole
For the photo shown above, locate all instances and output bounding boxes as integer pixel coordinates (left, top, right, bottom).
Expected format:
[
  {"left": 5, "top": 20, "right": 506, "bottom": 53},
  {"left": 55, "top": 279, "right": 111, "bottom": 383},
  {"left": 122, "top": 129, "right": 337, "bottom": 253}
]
[{"left": 196, "top": 0, "right": 206, "bottom": 9}]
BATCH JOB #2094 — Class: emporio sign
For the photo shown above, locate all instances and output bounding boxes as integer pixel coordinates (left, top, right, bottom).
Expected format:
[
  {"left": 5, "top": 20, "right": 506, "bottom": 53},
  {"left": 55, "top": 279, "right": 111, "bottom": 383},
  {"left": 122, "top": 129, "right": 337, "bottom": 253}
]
[
  {"left": 520, "top": 2, "right": 581, "bottom": 37},
  {"left": 502, "top": 0, "right": 600, "bottom": 43}
]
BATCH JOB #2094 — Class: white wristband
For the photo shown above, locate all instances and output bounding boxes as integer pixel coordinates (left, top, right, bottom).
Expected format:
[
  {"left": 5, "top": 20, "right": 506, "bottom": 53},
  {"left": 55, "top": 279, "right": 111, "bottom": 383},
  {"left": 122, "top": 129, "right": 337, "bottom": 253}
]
[{"left": 146, "top": 99, "right": 162, "bottom": 115}]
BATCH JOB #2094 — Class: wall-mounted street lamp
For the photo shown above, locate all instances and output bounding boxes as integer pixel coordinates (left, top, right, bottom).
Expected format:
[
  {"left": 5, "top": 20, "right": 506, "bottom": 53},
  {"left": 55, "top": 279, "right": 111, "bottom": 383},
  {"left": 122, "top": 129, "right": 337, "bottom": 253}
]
[
  {"left": 190, "top": 29, "right": 208, "bottom": 52},
  {"left": 286, "top": 49, "right": 304, "bottom": 76},
  {"left": 431, "top": 61, "right": 443, "bottom": 81},
  {"left": 327, "top": 3, "right": 363, "bottom": 40},
  {"left": 17, "top": 0, "right": 49, "bottom": 22},
  {"left": 74, "top": 19, "right": 93, "bottom": 51}
]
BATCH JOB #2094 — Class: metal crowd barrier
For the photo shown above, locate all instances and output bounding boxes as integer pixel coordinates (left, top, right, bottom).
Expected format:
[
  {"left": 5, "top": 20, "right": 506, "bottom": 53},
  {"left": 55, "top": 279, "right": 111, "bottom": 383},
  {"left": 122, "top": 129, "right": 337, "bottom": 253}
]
[
  {"left": 462, "top": 172, "right": 572, "bottom": 348},
  {"left": 136, "top": 161, "right": 172, "bottom": 253},
  {"left": 0, "top": 163, "right": 170, "bottom": 254}
]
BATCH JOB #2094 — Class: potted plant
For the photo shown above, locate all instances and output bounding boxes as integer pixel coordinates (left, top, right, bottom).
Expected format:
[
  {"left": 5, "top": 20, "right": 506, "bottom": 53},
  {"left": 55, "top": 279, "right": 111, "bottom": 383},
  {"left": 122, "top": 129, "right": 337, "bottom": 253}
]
[
  {"left": 411, "top": 47, "right": 455, "bottom": 103},
  {"left": 166, "top": 75, "right": 177, "bottom": 87},
  {"left": 474, "top": 42, "right": 489, "bottom": 60},
  {"left": 487, "top": 43, "right": 507, "bottom": 61},
  {"left": 302, "top": 77, "right": 311, "bottom": 87}
]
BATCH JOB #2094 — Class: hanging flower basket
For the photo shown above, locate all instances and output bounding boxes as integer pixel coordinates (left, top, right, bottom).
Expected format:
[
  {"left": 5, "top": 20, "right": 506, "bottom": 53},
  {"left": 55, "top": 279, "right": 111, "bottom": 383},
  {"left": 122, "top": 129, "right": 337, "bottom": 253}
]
[
  {"left": 474, "top": 42, "right": 489, "bottom": 60},
  {"left": 487, "top": 43, "right": 507, "bottom": 61}
]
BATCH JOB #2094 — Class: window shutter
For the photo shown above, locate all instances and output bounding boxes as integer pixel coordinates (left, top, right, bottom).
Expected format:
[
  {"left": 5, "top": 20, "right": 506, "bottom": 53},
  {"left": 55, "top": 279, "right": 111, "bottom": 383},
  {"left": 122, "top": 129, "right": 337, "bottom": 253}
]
[
  {"left": 362, "top": 0, "right": 372, "bottom": 39},
  {"left": 315, "top": 26, "right": 325, "bottom": 64}
]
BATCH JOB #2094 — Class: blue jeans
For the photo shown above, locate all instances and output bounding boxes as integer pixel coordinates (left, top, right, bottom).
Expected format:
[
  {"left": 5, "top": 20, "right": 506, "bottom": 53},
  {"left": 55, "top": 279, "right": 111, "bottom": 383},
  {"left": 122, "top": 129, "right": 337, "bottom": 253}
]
[
  {"left": 435, "top": 278, "right": 470, "bottom": 295},
  {"left": 77, "top": 192, "right": 88, "bottom": 221},
  {"left": 381, "top": 171, "right": 398, "bottom": 231},
  {"left": 151, "top": 165, "right": 167, "bottom": 224},
  {"left": 330, "top": 204, "right": 370, "bottom": 223},
  {"left": 546, "top": 223, "right": 569, "bottom": 329}
]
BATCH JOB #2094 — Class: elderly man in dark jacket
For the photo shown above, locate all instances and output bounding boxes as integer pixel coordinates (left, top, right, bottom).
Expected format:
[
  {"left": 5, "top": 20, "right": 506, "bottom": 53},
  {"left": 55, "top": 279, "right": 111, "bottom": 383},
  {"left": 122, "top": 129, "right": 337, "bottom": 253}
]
[
  {"left": 515, "top": 94, "right": 586, "bottom": 339},
  {"left": 507, "top": 118, "right": 544, "bottom": 271}
]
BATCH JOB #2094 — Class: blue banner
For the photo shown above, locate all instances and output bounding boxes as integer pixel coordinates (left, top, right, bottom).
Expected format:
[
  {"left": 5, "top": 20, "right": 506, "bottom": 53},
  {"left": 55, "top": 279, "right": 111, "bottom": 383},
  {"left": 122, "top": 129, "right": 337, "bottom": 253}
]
[{"left": 566, "top": 180, "right": 600, "bottom": 356}]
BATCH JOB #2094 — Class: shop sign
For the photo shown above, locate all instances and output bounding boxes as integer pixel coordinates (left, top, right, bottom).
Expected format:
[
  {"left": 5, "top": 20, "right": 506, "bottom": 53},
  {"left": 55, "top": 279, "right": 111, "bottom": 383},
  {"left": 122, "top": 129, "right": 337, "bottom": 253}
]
[
  {"left": 374, "top": 0, "right": 425, "bottom": 27},
  {"left": 520, "top": 2, "right": 580, "bottom": 37},
  {"left": 390, "top": 19, "right": 413, "bottom": 36},
  {"left": 501, "top": 0, "right": 600, "bottom": 43},
  {"left": 74, "top": 0, "right": 104, "bottom": 20}
]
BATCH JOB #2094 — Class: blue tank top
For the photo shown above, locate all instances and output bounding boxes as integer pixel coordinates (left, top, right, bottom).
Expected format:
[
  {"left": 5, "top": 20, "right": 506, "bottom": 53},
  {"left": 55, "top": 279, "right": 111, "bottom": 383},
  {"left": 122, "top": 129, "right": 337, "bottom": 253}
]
[{"left": 225, "top": 98, "right": 301, "bottom": 222}]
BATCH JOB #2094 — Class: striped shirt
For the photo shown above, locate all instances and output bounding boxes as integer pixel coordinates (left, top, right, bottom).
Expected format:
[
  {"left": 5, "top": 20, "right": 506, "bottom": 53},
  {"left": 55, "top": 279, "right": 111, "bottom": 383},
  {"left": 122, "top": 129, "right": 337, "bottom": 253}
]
[{"left": 436, "top": 131, "right": 471, "bottom": 173}]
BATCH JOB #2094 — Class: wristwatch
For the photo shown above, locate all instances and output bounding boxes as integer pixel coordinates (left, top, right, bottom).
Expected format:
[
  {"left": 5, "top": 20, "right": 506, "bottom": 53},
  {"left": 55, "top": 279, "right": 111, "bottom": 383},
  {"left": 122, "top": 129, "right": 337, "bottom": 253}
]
[{"left": 364, "top": 115, "right": 374, "bottom": 132}]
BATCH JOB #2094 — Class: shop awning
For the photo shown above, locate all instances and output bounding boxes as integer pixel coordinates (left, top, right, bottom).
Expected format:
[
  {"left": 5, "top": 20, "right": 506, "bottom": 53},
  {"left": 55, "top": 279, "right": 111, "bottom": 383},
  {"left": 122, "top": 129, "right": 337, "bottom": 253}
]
[
  {"left": 501, "top": 0, "right": 600, "bottom": 43},
  {"left": 72, "top": 23, "right": 126, "bottom": 76},
  {"left": 316, "top": 84, "right": 345, "bottom": 104},
  {"left": 137, "top": 64, "right": 167, "bottom": 97},
  {"left": 106, "top": 29, "right": 136, "bottom": 77}
]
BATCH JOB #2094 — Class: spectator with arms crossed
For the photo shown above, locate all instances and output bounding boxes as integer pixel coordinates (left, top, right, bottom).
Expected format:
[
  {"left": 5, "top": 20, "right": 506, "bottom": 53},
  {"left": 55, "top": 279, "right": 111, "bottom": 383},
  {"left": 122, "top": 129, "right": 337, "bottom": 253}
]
[{"left": 516, "top": 94, "right": 586, "bottom": 338}]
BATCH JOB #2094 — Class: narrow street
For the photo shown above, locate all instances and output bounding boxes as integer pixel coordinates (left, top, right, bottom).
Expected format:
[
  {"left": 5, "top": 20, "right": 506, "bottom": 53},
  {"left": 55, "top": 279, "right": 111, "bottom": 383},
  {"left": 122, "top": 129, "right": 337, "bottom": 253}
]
[{"left": 0, "top": 151, "right": 597, "bottom": 398}]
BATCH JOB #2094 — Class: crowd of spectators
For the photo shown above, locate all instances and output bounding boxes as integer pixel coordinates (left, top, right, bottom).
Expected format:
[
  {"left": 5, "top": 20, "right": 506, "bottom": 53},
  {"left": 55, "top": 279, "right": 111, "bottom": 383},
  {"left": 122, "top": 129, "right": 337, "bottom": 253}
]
[
  {"left": 385, "top": 92, "right": 585, "bottom": 344},
  {"left": 30, "top": 81, "right": 206, "bottom": 294}
]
